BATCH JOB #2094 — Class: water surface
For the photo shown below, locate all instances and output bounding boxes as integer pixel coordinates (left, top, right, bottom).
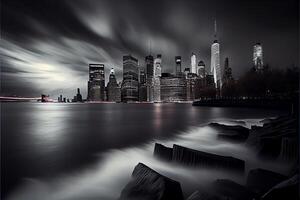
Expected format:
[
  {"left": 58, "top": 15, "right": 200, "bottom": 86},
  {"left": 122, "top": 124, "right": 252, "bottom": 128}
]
[{"left": 1, "top": 103, "right": 287, "bottom": 199}]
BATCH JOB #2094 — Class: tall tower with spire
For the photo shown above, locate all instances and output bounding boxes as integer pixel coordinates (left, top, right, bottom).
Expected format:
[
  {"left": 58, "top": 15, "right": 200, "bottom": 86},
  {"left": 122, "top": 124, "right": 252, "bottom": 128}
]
[{"left": 210, "top": 19, "right": 222, "bottom": 91}]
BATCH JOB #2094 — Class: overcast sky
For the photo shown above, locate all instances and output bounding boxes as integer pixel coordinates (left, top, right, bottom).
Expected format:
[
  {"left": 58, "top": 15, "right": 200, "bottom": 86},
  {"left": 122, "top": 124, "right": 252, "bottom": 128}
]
[{"left": 1, "top": 0, "right": 299, "bottom": 98}]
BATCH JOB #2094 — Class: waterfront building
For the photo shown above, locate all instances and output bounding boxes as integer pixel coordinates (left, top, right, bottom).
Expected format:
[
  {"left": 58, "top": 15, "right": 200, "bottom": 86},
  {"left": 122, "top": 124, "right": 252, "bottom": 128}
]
[
  {"left": 206, "top": 74, "right": 215, "bottom": 87},
  {"left": 139, "top": 69, "right": 146, "bottom": 85},
  {"left": 186, "top": 73, "right": 198, "bottom": 101},
  {"left": 191, "top": 53, "right": 197, "bottom": 74},
  {"left": 139, "top": 84, "right": 147, "bottom": 102},
  {"left": 184, "top": 68, "right": 190, "bottom": 78},
  {"left": 160, "top": 73, "right": 187, "bottom": 102},
  {"left": 145, "top": 55, "right": 155, "bottom": 102},
  {"left": 107, "top": 68, "right": 121, "bottom": 102},
  {"left": 58, "top": 94, "right": 63, "bottom": 102},
  {"left": 87, "top": 64, "right": 105, "bottom": 101},
  {"left": 121, "top": 55, "right": 139, "bottom": 102},
  {"left": 139, "top": 68, "right": 147, "bottom": 102},
  {"left": 72, "top": 88, "right": 83, "bottom": 102},
  {"left": 175, "top": 56, "right": 182, "bottom": 75},
  {"left": 154, "top": 54, "right": 162, "bottom": 77},
  {"left": 253, "top": 43, "right": 263, "bottom": 72},
  {"left": 222, "top": 57, "right": 233, "bottom": 84},
  {"left": 153, "top": 54, "right": 162, "bottom": 102},
  {"left": 210, "top": 20, "right": 222, "bottom": 90},
  {"left": 197, "top": 60, "right": 206, "bottom": 78},
  {"left": 146, "top": 55, "right": 154, "bottom": 78}
]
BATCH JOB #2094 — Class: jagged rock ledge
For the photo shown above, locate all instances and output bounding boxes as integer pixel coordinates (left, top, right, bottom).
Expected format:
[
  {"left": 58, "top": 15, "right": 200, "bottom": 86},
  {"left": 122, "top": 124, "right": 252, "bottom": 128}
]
[
  {"left": 246, "top": 168, "right": 287, "bottom": 195},
  {"left": 154, "top": 143, "right": 245, "bottom": 173},
  {"left": 208, "top": 123, "right": 250, "bottom": 142},
  {"left": 119, "top": 163, "right": 184, "bottom": 200}
]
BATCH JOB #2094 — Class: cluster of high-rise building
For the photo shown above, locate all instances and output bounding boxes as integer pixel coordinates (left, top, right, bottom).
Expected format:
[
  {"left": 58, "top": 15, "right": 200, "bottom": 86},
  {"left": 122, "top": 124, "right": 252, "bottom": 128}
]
[{"left": 86, "top": 20, "right": 265, "bottom": 103}]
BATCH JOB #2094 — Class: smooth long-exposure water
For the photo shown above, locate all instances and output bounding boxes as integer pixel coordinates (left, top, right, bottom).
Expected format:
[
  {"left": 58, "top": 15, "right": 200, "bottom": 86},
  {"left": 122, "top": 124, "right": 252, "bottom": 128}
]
[{"left": 1, "top": 103, "right": 287, "bottom": 199}]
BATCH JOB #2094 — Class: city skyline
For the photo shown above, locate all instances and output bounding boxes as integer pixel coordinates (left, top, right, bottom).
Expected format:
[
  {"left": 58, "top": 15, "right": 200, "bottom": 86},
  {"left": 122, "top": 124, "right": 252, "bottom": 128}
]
[{"left": 1, "top": 0, "right": 299, "bottom": 98}]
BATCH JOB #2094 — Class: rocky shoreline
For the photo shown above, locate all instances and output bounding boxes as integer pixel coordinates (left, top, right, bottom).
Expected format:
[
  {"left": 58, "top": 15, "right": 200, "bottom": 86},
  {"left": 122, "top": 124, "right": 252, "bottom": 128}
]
[{"left": 119, "top": 115, "right": 299, "bottom": 200}]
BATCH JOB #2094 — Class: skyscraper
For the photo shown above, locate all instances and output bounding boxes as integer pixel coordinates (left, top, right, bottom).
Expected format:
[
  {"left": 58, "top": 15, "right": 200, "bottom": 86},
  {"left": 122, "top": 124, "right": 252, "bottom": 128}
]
[
  {"left": 253, "top": 43, "right": 263, "bottom": 72},
  {"left": 139, "top": 68, "right": 147, "bottom": 102},
  {"left": 197, "top": 60, "right": 206, "bottom": 78},
  {"left": 87, "top": 64, "right": 105, "bottom": 101},
  {"left": 145, "top": 55, "right": 154, "bottom": 78},
  {"left": 153, "top": 54, "right": 162, "bottom": 102},
  {"left": 144, "top": 55, "right": 154, "bottom": 102},
  {"left": 175, "top": 56, "right": 182, "bottom": 75},
  {"left": 76, "top": 88, "right": 83, "bottom": 102},
  {"left": 139, "top": 69, "right": 146, "bottom": 85},
  {"left": 107, "top": 68, "right": 121, "bottom": 102},
  {"left": 154, "top": 54, "right": 162, "bottom": 78},
  {"left": 210, "top": 20, "right": 222, "bottom": 90},
  {"left": 121, "top": 55, "right": 139, "bottom": 102},
  {"left": 160, "top": 73, "right": 187, "bottom": 102},
  {"left": 191, "top": 53, "right": 197, "bottom": 74},
  {"left": 223, "top": 57, "right": 233, "bottom": 84}
]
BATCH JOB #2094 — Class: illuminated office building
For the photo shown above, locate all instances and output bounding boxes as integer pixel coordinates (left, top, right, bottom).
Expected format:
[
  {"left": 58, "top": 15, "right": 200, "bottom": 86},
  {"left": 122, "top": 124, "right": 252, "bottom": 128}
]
[
  {"left": 87, "top": 64, "right": 105, "bottom": 101},
  {"left": 253, "top": 43, "right": 263, "bottom": 72},
  {"left": 210, "top": 20, "right": 222, "bottom": 90},
  {"left": 121, "top": 55, "right": 139, "bottom": 102},
  {"left": 191, "top": 53, "right": 197, "bottom": 74}
]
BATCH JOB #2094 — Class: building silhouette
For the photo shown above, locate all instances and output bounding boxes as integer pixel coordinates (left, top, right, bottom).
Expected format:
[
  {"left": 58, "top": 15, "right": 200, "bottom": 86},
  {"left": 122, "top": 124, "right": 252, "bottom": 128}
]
[
  {"left": 146, "top": 55, "right": 154, "bottom": 78},
  {"left": 191, "top": 53, "right": 197, "bottom": 74},
  {"left": 210, "top": 20, "right": 222, "bottom": 91},
  {"left": 107, "top": 68, "right": 121, "bottom": 102},
  {"left": 161, "top": 73, "right": 187, "bottom": 102},
  {"left": 253, "top": 43, "right": 263, "bottom": 72},
  {"left": 121, "top": 55, "right": 139, "bottom": 102},
  {"left": 139, "top": 68, "right": 147, "bottom": 102},
  {"left": 72, "top": 88, "right": 83, "bottom": 102},
  {"left": 175, "top": 56, "right": 182, "bottom": 75},
  {"left": 223, "top": 57, "right": 233, "bottom": 84},
  {"left": 197, "top": 60, "right": 206, "bottom": 78},
  {"left": 153, "top": 54, "right": 162, "bottom": 102},
  {"left": 87, "top": 64, "right": 105, "bottom": 101}
]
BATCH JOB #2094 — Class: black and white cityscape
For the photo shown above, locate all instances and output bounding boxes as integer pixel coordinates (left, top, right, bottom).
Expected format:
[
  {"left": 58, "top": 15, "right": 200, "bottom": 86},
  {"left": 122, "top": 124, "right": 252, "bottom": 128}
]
[{"left": 1, "top": 0, "right": 299, "bottom": 200}]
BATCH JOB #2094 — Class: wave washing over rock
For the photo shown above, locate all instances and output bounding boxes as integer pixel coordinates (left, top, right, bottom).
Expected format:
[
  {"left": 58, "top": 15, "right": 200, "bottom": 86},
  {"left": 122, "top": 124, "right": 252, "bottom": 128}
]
[{"left": 6, "top": 118, "right": 294, "bottom": 200}]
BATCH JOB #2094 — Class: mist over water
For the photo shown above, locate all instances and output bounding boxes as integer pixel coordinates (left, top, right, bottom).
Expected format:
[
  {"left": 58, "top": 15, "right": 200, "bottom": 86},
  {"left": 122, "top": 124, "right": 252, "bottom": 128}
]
[{"left": 6, "top": 117, "right": 289, "bottom": 200}]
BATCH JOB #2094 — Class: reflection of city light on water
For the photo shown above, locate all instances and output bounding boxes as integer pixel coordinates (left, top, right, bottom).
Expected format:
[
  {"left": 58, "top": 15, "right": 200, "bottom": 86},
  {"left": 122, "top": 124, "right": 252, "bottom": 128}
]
[
  {"left": 153, "top": 103, "right": 162, "bottom": 129},
  {"left": 28, "top": 104, "right": 69, "bottom": 153}
]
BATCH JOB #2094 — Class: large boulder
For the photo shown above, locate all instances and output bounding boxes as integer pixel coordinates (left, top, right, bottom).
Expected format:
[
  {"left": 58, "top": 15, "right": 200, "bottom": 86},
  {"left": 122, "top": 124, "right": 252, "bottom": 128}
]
[
  {"left": 209, "top": 123, "right": 249, "bottom": 142},
  {"left": 261, "top": 174, "right": 298, "bottom": 200},
  {"left": 153, "top": 143, "right": 173, "bottom": 161},
  {"left": 213, "top": 179, "right": 255, "bottom": 200},
  {"left": 246, "top": 168, "right": 287, "bottom": 195},
  {"left": 246, "top": 116, "right": 298, "bottom": 161},
  {"left": 119, "top": 163, "right": 184, "bottom": 200},
  {"left": 172, "top": 145, "right": 245, "bottom": 173}
]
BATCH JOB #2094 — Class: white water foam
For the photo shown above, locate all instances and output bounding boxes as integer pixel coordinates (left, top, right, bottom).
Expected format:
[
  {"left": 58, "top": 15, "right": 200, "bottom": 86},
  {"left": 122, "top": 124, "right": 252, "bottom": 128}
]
[{"left": 7, "top": 118, "right": 288, "bottom": 200}]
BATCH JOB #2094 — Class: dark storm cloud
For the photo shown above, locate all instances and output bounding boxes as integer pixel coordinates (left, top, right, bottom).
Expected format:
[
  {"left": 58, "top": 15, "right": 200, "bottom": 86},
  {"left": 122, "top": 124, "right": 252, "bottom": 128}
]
[{"left": 1, "top": 0, "right": 299, "bottom": 98}]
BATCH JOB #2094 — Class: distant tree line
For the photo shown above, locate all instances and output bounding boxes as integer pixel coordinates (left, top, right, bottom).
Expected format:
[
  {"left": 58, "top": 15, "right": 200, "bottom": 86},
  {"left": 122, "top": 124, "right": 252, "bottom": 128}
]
[{"left": 199, "top": 66, "right": 299, "bottom": 99}]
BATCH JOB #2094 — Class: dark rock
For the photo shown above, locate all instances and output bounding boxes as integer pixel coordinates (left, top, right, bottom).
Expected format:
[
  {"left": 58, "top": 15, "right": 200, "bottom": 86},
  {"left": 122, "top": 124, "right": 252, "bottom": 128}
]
[
  {"left": 209, "top": 123, "right": 249, "bottom": 142},
  {"left": 246, "top": 116, "right": 297, "bottom": 161},
  {"left": 262, "top": 174, "right": 299, "bottom": 200},
  {"left": 278, "top": 137, "right": 299, "bottom": 162},
  {"left": 213, "top": 179, "right": 255, "bottom": 200},
  {"left": 251, "top": 125, "right": 262, "bottom": 131},
  {"left": 246, "top": 168, "right": 287, "bottom": 195},
  {"left": 187, "top": 190, "right": 225, "bottom": 200},
  {"left": 186, "top": 191, "right": 202, "bottom": 200},
  {"left": 154, "top": 143, "right": 173, "bottom": 161},
  {"left": 119, "top": 163, "right": 184, "bottom": 200},
  {"left": 186, "top": 190, "right": 224, "bottom": 200},
  {"left": 172, "top": 145, "right": 245, "bottom": 173}
]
